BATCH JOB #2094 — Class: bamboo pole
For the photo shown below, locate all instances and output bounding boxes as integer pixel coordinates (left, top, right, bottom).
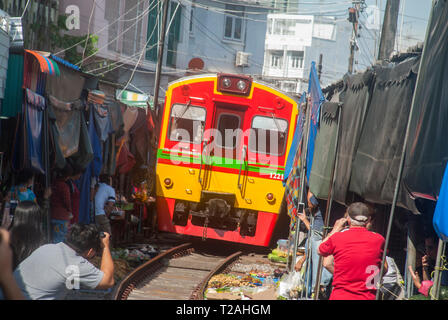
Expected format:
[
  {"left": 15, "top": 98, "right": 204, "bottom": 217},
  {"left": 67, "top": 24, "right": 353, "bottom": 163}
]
[
  {"left": 432, "top": 239, "right": 446, "bottom": 300},
  {"left": 290, "top": 99, "right": 310, "bottom": 274},
  {"left": 313, "top": 103, "right": 342, "bottom": 299}
]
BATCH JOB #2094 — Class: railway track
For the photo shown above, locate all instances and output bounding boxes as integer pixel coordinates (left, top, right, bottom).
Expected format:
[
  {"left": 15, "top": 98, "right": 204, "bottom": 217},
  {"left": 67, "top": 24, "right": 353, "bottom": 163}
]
[{"left": 113, "top": 242, "right": 242, "bottom": 300}]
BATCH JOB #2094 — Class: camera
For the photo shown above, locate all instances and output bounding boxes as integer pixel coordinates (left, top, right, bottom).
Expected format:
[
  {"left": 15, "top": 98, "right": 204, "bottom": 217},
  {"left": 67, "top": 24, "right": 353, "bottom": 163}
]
[
  {"left": 99, "top": 231, "right": 106, "bottom": 239},
  {"left": 297, "top": 202, "right": 305, "bottom": 213}
]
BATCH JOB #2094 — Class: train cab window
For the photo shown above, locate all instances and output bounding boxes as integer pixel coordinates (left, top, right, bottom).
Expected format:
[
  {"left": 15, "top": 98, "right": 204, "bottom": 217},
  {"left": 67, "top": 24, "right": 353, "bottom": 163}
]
[
  {"left": 216, "top": 114, "right": 241, "bottom": 149},
  {"left": 169, "top": 104, "right": 206, "bottom": 144},
  {"left": 249, "top": 116, "right": 288, "bottom": 156}
]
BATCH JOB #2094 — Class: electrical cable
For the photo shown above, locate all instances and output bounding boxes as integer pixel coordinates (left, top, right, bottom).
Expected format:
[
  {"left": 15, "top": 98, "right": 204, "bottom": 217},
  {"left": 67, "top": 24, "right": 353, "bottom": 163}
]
[{"left": 53, "top": 0, "right": 148, "bottom": 57}]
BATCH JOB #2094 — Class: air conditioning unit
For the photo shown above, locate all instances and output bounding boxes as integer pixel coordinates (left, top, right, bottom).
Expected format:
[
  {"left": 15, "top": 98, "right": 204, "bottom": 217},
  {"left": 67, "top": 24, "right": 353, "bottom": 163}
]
[{"left": 235, "top": 51, "right": 250, "bottom": 67}]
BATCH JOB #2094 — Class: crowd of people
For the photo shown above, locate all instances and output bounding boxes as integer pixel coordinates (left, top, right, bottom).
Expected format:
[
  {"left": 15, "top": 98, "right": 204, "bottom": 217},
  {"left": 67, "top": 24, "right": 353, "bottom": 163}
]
[
  {"left": 0, "top": 167, "right": 119, "bottom": 300},
  {"left": 293, "top": 190, "right": 447, "bottom": 300},
  {"left": 0, "top": 167, "right": 446, "bottom": 300}
]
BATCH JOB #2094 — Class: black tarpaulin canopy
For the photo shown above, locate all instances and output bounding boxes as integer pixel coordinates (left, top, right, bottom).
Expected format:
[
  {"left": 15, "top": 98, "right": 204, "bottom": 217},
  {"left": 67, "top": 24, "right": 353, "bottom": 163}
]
[
  {"left": 332, "top": 70, "right": 374, "bottom": 206},
  {"left": 403, "top": 0, "right": 448, "bottom": 201},
  {"left": 349, "top": 57, "right": 420, "bottom": 213}
]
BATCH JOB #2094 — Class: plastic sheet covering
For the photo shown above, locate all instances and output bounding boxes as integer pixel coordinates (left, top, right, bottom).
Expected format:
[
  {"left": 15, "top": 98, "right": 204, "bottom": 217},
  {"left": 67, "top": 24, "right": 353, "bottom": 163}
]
[
  {"left": 283, "top": 94, "right": 306, "bottom": 186},
  {"left": 403, "top": 0, "right": 448, "bottom": 200},
  {"left": 1, "top": 54, "right": 23, "bottom": 117},
  {"left": 309, "top": 98, "right": 340, "bottom": 199},
  {"left": 332, "top": 70, "right": 374, "bottom": 205},
  {"left": 49, "top": 95, "right": 82, "bottom": 158},
  {"left": 433, "top": 163, "right": 448, "bottom": 241},
  {"left": 306, "top": 62, "right": 325, "bottom": 182},
  {"left": 349, "top": 57, "right": 419, "bottom": 212}
]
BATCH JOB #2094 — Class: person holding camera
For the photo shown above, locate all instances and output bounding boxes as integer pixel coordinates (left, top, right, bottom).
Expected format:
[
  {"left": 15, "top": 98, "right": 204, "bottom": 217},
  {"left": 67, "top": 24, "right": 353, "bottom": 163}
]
[
  {"left": 296, "top": 191, "right": 333, "bottom": 298},
  {"left": 318, "top": 202, "right": 386, "bottom": 300},
  {"left": 4, "top": 223, "right": 114, "bottom": 300}
]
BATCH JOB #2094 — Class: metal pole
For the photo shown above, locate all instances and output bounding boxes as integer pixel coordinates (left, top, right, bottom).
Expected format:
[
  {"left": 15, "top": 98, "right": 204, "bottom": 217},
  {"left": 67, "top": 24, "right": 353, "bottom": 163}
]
[
  {"left": 375, "top": 0, "right": 436, "bottom": 300},
  {"left": 405, "top": 217, "right": 417, "bottom": 298},
  {"left": 303, "top": 214, "right": 314, "bottom": 299},
  {"left": 153, "top": 0, "right": 170, "bottom": 117},
  {"left": 43, "top": 106, "right": 51, "bottom": 242},
  {"left": 313, "top": 103, "right": 342, "bottom": 299},
  {"left": 432, "top": 239, "right": 446, "bottom": 300},
  {"left": 290, "top": 99, "right": 310, "bottom": 274}
]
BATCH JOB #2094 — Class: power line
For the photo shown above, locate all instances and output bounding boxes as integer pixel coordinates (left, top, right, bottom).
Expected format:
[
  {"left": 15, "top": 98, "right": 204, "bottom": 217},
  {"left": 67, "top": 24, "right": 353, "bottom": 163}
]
[
  {"left": 53, "top": 0, "right": 147, "bottom": 57},
  {"left": 80, "top": 0, "right": 97, "bottom": 68},
  {"left": 119, "top": 1, "right": 181, "bottom": 97},
  {"left": 75, "top": 1, "right": 159, "bottom": 67}
]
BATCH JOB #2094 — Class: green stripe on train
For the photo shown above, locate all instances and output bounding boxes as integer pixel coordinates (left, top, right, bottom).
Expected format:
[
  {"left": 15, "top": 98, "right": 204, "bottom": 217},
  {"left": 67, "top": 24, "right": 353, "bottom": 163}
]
[{"left": 157, "top": 149, "right": 285, "bottom": 174}]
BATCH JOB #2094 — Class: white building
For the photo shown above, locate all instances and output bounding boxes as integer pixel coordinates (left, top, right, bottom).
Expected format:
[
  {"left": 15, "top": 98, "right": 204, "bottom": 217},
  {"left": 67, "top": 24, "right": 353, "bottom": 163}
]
[{"left": 262, "top": 11, "right": 378, "bottom": 95}]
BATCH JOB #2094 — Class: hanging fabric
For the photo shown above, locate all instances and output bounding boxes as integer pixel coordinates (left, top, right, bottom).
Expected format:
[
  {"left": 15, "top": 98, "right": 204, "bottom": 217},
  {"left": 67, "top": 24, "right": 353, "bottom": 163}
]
[
  {"left": 25, "top": 89, "right": 46, "bottom": 174},
  {"left": 403, "top": 0, "right": 448, "bottom": 201},
  {"left": 67, "top": 110, "right": 94, "bottom": 169},
  {"left": 48, "top": 95, "right": 82, "bottom": 158},
  {"left": 349, "top": 57, "right": 420, "bottom": 212},
  {"left": 12, "top": 89, "right": 46, "bottom": 174},
  {"left": 283, "top": 93, "right": 306, "bottom": 186},
  {"left": 332, "top": 70, "right": 374, "bottom": 205},
  {"left": 309, "top": 99, "right": 340, "bottom": 199},
  {"left": 306, "top": 62, "right": 325, "bottom": 182}
]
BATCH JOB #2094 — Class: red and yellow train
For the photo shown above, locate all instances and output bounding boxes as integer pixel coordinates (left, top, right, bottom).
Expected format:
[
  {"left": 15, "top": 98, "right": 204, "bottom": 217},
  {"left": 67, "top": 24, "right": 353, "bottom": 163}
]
[{"left": 155, "top": 73, "right": 298, "bottom": 246}]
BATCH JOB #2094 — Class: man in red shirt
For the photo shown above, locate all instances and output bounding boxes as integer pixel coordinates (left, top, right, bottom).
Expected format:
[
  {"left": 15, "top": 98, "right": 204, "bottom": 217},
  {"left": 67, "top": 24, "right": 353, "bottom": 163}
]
[{"left": 318, "top": 202, "right": 385, "bottom": 300}]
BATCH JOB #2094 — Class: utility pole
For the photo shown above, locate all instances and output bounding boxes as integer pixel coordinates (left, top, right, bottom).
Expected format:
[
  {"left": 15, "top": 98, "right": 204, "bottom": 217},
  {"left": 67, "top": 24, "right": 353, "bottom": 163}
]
[
  {"left": 318, "top": 54, "right": 323, "bottom": 81},
  {"left": 377, "top": 0, "right": 401, "bottom": 61},
  {"left": 347, "top": 4, "right": 360, "bottom": 73},
  {"left": 153, "top": 0, "right": 170, "bottom": 117}
]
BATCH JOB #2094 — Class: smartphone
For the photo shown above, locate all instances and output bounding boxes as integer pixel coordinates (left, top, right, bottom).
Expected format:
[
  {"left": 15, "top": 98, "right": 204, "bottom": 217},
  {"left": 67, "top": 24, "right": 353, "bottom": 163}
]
[{"left": 298, "top": 202, "right": 305, "bottom": 213}]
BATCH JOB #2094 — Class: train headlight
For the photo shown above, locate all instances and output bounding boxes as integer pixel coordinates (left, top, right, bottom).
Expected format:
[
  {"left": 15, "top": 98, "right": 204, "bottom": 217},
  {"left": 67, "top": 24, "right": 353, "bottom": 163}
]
[
  {"left": 164, "top": 178, "right": 173, "bottom": 189},
  {"left": 266, "top": 193, "right": 275, "bottom": 203},
  {"left": 236, "top": 80, "right": 247, "bottom": 91},
  {"left": 222, "top": 77, "right": 232, "bottom": 88}
]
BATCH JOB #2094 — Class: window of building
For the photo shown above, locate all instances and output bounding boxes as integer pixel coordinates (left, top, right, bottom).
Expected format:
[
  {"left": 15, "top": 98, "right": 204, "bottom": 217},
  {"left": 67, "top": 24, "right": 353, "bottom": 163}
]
[
  {"left": 166, "top": 2, "right": 183, "bottom": 67},
  {"left": 249, "top": 116, "right": 288, "bottom": 156},
  {"left": 273, "top": 19, "right": 295, "bottom": 36},
  {"left": 224, "top": 4, "right": 244, "bottom": 41},
  {"left": 122, "top": 0, "right": 146, "bottom": 56},
  {"left": 169, "top": 104, "right": 206, "bottom": 144},
  {"left": 289, "top": 51, "right": 304, "bottom": 69},
  {"left": 270, "top": 50, "right": 283, "bottom": 68}
]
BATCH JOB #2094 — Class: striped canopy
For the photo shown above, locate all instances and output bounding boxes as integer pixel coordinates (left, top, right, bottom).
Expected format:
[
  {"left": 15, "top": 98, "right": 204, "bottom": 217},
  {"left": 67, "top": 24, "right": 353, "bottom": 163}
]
[{"left": 24, "top": 49, "right": 60, "bottom": 76}]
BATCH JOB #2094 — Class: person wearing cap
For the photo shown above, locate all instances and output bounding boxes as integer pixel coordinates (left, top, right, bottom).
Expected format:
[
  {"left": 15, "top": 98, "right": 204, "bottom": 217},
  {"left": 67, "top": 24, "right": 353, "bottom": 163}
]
[
  {"left": 318, "top": 202, "right": 386, "bottom": 300},
  {"left": 296, "top": 191, "right": 333, "bottom": 298},
  {"left": 94, "top": 174, "right": 116, "bottom": 236}
]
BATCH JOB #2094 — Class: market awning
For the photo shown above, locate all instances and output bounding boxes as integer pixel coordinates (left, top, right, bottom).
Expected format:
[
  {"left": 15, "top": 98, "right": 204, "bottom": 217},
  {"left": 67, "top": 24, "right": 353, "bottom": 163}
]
[
  {"left": 24, "top": 49, "right": 60, "bottom": 76},
  {"left": 116, "top": 89, "right": 152, "bottom": 108}
]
